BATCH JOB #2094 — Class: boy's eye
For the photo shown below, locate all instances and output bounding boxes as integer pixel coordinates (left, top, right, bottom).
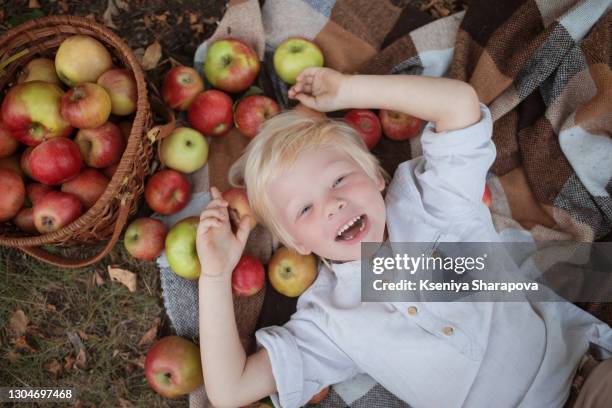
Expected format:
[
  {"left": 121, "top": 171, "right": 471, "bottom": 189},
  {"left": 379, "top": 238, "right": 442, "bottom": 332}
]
[
  {"left": 333, "top": 176, "right": 345, "bottom": 187},
  {"left": 300, "top": 205, "right": 311, "bottom": 216}
]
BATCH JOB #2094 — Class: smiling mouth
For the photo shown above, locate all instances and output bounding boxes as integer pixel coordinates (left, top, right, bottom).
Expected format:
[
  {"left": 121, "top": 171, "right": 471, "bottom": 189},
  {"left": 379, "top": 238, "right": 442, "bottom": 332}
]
[{"left": 335, "top": 214, "right": 367, "bottom": 242}]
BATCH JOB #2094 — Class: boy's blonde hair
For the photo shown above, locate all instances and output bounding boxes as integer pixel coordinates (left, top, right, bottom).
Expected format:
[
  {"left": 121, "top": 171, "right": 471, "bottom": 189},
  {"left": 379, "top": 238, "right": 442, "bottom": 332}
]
[{"left": 228, "top": 110, "right": 390, "bottom": 262}]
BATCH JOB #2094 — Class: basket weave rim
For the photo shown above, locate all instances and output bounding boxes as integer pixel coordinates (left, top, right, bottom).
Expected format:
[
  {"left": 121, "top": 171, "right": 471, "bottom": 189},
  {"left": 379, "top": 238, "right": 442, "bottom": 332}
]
[{"left": 0, "top": 15, "right": 150, "bottom": 247}]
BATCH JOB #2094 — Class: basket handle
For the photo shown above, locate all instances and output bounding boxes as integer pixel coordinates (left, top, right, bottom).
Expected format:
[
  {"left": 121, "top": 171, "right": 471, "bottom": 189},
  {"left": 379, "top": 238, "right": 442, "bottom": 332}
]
[{"left": 19, "top": 198, "right": 131, "bottom": 269}]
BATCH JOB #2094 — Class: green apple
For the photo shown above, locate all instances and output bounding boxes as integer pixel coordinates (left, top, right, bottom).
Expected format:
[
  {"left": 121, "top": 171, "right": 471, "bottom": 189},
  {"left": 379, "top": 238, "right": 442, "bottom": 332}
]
[
  {"left": 273, "top": 37, "right": 324, "bottom": 85},
  {"left": 165, "top": 217, "right": 200, "bottom": 280},
  {"left": 160, "top": 127, "right": 209, "bottom": 173}
]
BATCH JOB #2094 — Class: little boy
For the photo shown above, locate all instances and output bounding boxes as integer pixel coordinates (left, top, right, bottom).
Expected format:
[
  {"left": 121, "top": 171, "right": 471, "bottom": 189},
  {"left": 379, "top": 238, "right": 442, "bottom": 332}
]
[{"left": 196, "top": 68, "right": 612, "bottom": 408}]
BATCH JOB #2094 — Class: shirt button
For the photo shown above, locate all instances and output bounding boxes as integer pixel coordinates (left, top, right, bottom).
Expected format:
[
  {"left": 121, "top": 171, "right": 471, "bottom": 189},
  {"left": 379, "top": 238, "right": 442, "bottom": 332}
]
[
  {"left": 442, "top": 326, "right": 454, "bottom": 336},
  {"left": 407, "top": 306, "right": 418, "bottom": 316}
]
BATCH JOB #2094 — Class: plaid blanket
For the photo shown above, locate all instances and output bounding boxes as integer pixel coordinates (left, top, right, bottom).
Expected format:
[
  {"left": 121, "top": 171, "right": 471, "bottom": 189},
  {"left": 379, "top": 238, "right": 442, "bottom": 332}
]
[{"left": 156, "top": 0, "right": 612, "bottom": 406}]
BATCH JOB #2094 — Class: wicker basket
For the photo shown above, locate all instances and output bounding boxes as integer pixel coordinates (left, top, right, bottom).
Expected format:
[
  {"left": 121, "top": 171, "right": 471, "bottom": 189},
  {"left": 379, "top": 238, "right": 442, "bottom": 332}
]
[{"left": 0, "top": 15, "right": 154, "bottom": 268}]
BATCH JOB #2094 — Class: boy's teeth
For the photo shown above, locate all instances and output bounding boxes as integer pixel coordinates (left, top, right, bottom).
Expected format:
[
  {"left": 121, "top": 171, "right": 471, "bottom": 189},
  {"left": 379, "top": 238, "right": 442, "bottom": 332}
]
[{"left": 337, "top": 215, "right": 362, "bottom": 236}]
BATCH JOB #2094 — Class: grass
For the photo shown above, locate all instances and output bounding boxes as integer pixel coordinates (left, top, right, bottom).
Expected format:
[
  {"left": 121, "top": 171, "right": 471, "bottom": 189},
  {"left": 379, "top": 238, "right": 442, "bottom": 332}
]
[{"left": 0, "top": 242, "right": 188, "bottom": 407}]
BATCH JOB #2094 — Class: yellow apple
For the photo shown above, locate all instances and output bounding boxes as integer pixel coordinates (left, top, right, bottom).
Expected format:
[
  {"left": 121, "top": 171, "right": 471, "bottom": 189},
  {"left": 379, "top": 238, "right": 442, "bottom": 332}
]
[{"left": 268, "top": 246, "right": 317, "bottom": 297}]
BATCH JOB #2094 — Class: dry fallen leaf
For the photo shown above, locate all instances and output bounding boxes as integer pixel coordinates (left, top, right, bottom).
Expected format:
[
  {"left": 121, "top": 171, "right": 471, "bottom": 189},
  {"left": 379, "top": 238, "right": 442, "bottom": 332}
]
[
  {"left": 9, "top": 309, "right": 28, "bottom": 337},
  {"left": 28, "top": 0, "right": 41, "bottom": 8},
  {"left": 58, "top": 0, "right": 69, "bottom": 12},
  {"left": 118, "top": 398, "right": 135, "bottom": 408},
  {"left": 13, "top": 336, "right": 36, "bottom": 353},
  {"left": 76, "top": 348, "right": 87, "bottom": 369},
  {"left": 189, "top": 12, "right": 199, "bottom": 25},
  {"left": 7, "top": 350, "right": 20, "bottom": 363},
  {"left": 102, "top": 0, "right": 118, "bottom": 29},
  {"left": 64, "top": 355, "right": 75, "bottom": 371},
  {"left": 78, "top": 330, "right": 90, "bottom": 341},
  {"left": 93, "top": 270, "right": 105, "bottom": 287},
  {"left": 44, "top": 359, "right": 63, "bottom": 377},
  {"left": 138, "top": 318, "right": 160, "bottom": 347},
  {"left": 46, "top": 304, "right": 57, "bottom": 312},
  {"left": 136, "top": 354, "right": 146, "bottom": 369},
  {"left": 108, "top": 266, "right": 137, "bottom": 292},
  {"left": 190, "top": 23, "right": 204, "bottom": 34},
  {"left": 140, "top": 41, "right": 162, "bottom": 71}
]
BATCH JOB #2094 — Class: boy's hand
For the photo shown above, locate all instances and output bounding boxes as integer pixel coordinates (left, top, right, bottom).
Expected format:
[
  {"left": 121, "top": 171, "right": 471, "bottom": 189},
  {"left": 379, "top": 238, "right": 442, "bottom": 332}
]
[
  {"left": 196, "top": 186, "right": 251, "bottom": 279},
  {"left": 288, "top": 67, "right": 350, "bottom": 112}
]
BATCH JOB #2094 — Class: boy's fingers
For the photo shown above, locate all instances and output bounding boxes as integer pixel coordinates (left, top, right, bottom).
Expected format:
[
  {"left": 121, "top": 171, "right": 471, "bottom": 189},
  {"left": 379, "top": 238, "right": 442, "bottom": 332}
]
[
  {"left": 296, "top": 94, "right": 316, "bottom": 109},
  {"left": 296, "top": 67, "right": 318, "bottom": 83},
  {"left": 200, "top": 208, "right": 226, "bottom": 221},
  {"left": 210, "top": 186, "right": 222, "bottom": 199},
  {"left": 207, "top": 198, "right": 228, "bottom": 209}
]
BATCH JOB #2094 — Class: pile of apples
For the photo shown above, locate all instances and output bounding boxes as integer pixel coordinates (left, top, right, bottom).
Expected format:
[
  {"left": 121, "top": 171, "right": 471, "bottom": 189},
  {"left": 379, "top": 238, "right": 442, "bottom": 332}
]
[
  {"left": 0, "top": 34, "right": 137, "bottom": 234},
  {"left": 126, "top": 37, "right": 327, "bottom": 301}
]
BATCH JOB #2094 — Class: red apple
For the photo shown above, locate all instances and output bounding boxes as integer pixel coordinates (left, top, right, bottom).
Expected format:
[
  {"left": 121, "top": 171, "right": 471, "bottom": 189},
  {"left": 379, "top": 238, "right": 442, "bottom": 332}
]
[
  {"left": 97, "top": 69, "right": 137, "bottom": 116},
  {"left": 0, "top": 155, "right": 24, "bottom": 178},
  {"left": 187, "top": 90, "right": 233, "bottom": 137},
  {"left": 0, "top": 121, "right": 19, "bottom": 158},
  {"left": 75, "top": 122, "right": 125, "bottom": 168},
  {"left": 102, "top": 163, "right": 119, "bottom": 179},
  {"left": 19, "top": 147, "right": 33, "bottom": 178},
  {"left": 33, "top": 191, "right": 82, "bottom": 233},
  {"left": 144, "top": 336, "right": 203, "bottom": 398},
  {"left": 221, "top": 188, "right": 257, "bottom": 232},
  {"left": 268, "top": 246, "right": 317, "bottom": 297},
  {"left": 232, "top": 255, "right": 265, "bottom": 296},
  {"left": 379, "top": 109, "right": 423, "bottom": 141},
  {"left": 145, "top": 170, "right": 191, "bottom": 215},
  {"left": 55, "top": 35, "right": 113, "bottom": 87},
  {"left": 234, "top": 95, "right": 280, "bottom": 138},
  {"left": 344, "top": 109, "right": 382, "bottom": 150},
  {"left": 482, "top": 184, "right": 492, "bottom": 208},
  {"left": 61, "top": 82, "right": 112, "bottom": 129},
  {"left": 117, "top": 121, "right": 132, "bottom": 140},
  {"left": 1, "top": 81, "right": 73, "bottom": 146},
  {"left": 26, "top": 183, "right": 53, "bottom": 206},
  {"left": 123, "top": 217, "right": 167, "bottom": 261},
  {"left": 17, "top": 58, "right": 61, "bottom": 85},
  {"left": 29, "top": 138, "right": 82, "bottom": 185},
  {"left": 0, "top": 169, "right": 25, "bottom": 222},
  {"left": 13, "top": 208, "right": 37, "bottom": 233},
  {"left": 61, "top": 168, "right": 109, "bottom": 210},
  {"left": 162, "top": 66, "right": 204, "bottom": 111},
  {"left": 203, "top": 39, "right": 260, "bottom": 93}
]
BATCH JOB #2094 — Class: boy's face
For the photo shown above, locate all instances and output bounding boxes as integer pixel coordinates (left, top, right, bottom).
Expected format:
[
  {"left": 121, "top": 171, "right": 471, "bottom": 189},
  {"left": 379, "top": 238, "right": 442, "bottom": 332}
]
[{"left": 268, "top": 147, "right": 386, "bottom": 262}]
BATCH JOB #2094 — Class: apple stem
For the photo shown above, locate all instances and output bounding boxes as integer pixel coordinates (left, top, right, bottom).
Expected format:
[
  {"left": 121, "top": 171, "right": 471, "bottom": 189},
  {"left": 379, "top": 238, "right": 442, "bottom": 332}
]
[{"left": 71, "top": 87, "right": 85, "bottom": 101}]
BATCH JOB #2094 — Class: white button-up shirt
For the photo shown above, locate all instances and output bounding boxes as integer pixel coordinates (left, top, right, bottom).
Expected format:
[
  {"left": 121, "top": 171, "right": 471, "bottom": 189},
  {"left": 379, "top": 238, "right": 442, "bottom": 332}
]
[{"left": 255, "top": 105, "right": 612, "bottom": 408}]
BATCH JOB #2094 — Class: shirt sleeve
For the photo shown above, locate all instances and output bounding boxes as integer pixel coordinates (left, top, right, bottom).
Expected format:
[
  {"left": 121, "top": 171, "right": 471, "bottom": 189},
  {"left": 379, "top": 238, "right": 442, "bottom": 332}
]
[
  {"left": 255, "top": 307, "right": 360, "bottom": 408},
  {"left": 414, "top": 103, "right": 496, "bottom": 219}
]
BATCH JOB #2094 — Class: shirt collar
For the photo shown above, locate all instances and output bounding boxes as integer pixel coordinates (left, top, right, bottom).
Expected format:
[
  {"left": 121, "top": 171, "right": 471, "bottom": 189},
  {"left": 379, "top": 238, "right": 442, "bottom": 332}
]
[{"left": 328, "top": 259, "right": 362, "bottom": 309}]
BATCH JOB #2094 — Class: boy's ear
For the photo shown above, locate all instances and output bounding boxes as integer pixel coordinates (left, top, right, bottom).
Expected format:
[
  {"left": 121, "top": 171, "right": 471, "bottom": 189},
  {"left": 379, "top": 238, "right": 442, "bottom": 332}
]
[{"left": 377, "top": 174, "right": 385, "bottom": 191}]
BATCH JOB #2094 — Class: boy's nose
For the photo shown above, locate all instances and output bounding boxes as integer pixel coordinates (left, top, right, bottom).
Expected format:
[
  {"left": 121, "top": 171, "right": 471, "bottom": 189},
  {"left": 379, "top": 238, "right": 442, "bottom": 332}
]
[{"left": 327, "top": 199, "right": 346, "bottom": 219}]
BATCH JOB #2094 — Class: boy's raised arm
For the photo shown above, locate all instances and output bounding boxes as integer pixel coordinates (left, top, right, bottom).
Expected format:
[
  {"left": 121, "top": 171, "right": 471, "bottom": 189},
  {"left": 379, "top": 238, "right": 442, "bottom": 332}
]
[
  {"left": 340, "top": 74, "right": 481, "bottom": 132},
  {"left": 289, "top": 67, "right": 481, "bottom": 132},
  {"left": 197, "top": 187, "right": 276, "bottom": 407}
]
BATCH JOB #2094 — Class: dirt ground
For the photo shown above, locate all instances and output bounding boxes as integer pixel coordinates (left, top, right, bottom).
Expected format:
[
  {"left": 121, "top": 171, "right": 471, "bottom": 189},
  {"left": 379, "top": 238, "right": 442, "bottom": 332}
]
[{"left": 0, "top": 1, "right": 467, "bottom": 407}]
